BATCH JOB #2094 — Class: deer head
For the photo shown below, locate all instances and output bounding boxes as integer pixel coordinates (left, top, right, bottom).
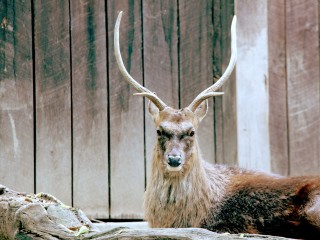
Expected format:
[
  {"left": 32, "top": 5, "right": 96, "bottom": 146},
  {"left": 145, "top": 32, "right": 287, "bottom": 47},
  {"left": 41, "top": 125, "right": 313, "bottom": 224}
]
[{"left": 114, "top": 11, "right": 237, "bottom": 175}]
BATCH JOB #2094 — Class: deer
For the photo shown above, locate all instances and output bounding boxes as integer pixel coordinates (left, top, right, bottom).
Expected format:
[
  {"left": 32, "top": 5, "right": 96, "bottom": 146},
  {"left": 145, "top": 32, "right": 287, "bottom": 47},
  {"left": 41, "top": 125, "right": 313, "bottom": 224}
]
[{"left": 114, "top": 11, "right": 320, "bottom": 239}]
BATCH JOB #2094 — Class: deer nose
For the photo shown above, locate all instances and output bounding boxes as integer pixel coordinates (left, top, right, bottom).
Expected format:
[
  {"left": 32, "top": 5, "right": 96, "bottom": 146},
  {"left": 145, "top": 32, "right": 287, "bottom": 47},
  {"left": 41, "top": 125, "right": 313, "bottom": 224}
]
[{"left": 167, "top": 155, "right": 182, "bottom": 167}]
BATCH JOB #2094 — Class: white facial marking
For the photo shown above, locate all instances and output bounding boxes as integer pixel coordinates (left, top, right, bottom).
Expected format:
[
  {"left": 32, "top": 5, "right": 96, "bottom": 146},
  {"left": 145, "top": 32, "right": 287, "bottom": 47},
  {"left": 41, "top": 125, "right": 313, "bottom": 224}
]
[
  {"left": 167, "top": 165, "right": 182, "bottom": 172},
  {"left": 160, "top": 121, "right": 193, "bottom": 134}
]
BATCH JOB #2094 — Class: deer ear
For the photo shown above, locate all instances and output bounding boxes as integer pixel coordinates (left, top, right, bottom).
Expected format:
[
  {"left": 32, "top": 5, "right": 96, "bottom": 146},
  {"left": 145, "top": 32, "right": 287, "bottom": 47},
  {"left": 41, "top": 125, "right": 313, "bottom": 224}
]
[
  {"left": 148, "top": 100, "right": 159, "bottom": 120},
  {"left": 194, "top": 100, "right": 208, "bottom": 122}
]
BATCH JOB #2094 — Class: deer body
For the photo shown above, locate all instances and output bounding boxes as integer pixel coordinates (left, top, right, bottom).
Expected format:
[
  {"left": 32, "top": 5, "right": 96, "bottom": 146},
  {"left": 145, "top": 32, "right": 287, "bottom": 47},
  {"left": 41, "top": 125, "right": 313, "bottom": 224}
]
[
  {"left": 114, "top": 12, "right": 320, "bottom": 239},
  {"left": 204, "top": 174, "right": 320, "bottom": 238},
  {"left": 143, "top": 107, "right": 320, "bottom": 239}
]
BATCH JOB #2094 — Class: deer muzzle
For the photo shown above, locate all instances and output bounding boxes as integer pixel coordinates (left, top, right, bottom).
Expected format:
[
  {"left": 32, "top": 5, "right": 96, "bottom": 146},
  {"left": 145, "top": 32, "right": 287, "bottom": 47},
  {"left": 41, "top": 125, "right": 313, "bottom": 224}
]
[{"left": 168, "top": 155, "right": 182, "bottom": 167}]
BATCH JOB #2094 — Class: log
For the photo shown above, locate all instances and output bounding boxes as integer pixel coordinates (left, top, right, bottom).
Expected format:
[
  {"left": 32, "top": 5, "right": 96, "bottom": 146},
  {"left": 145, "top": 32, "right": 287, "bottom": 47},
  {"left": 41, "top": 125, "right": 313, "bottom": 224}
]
[
  {"left": 0, "top": 184, "right": 292, "bottom": 239},
  {"left": 0, "top": 184, "right": 94, "bottom": 239}
]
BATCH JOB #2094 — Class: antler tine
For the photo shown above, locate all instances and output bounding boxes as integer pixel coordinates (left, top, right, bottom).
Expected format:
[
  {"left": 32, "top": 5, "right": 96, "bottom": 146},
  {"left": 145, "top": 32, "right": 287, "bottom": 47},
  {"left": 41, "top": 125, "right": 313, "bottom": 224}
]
[
  {"left": 187, "top": 15, "right": 237, "bottom": 112},
  {"left": 114, "top": 11, "right": 167, "bottom": 111}
]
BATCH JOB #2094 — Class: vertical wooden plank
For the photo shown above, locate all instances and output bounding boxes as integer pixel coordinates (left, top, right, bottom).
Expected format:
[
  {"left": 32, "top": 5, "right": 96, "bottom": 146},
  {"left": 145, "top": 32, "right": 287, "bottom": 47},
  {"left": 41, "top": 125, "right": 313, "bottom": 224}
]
[
  {"left": 71, "top": 0, "right": 108, "bottom": 218},
  {"left": 236, "top": 1, "right": 271, "bottom": 172},
  {"left": 179, "top": 0, "right": 215, "bottom": 164},
  {"left": 286, "top": 0, "right": 320, "bottom": 176},
  {"left": 34, "top": 0, "right": 72, "bottom": 205},
  {"left": 268, "top": 0, "right": 288, "bottom": 176},
  {"left": 107, "top": 0, "right": 144, "bottom": 219},
  {"left": 142, "top": 1, "right": 179, "bottom": 183},
  {"left": 213, "top": 0, "right": 237, "bottom": 166},
  {"left": 0, "top": 0, "right": 34, "bottom": 192},
  {"left": 220, "top": 0, "right": 237, "bottom": 167}
]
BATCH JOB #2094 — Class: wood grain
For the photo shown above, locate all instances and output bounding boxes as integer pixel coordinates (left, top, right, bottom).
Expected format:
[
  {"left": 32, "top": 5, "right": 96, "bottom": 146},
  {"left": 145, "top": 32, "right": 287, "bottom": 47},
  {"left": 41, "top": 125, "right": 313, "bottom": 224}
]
[
  {"left": 70, "top": 0, "right": 109, "bottom": 218},
  {"left": 34, "top": 0, "right": 72, "bottom": 205},
  {"left": 0, "top": 0, "right": 34, "bottom": 192},
  {"left": 142, "top": 0, "right": 179, "bottom": 184},
  {"left": 179, "top": 0, "right": 215, "bottom": 163},
  {"left": 236, "top": 1, "right": 271, "bottom": 172},
  {"left": 213, "top": 0, "right": 237, "bottom": 166},
  {"left": 286, "top": 0, "right": 320, "bottom": 176},
  {"left": 268, "top": 0, "right": 288, "bottom": 176},
  {"left": 107, "top": 0, "right": 145, "bottom": 219}
]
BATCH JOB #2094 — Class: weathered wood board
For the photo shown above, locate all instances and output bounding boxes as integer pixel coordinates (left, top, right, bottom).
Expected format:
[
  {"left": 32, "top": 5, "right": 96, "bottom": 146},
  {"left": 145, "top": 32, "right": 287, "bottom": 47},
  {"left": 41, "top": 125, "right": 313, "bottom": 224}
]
[
  {"left": 142, "top": 0, "right": 179, "bottom": 183},
  {"left": 213, "top": 0, "right": 237, "bottom": 166},
  {"left": 34, "top": 0, "right": 72, "bottom": 205},
  {"left": 70, "top": 0, "right": 109, "bottom": 218},
  {"left": 268, "top": 0, "right": 288, "bottom": 176},
  {"left": 236, "top": 1, "right": 271, "bottom": 172},
  {"left": 286, "top": 0, "right": 320, "bottom": 176},
  {"left": 179, "top": 0, "right": 215, "bottom": 164},
  {"left": 0, "top": 0, "right": 34, "bottom": 193},
  {"left": 107, "top": 0, "right": 145, "bottom": 219}
]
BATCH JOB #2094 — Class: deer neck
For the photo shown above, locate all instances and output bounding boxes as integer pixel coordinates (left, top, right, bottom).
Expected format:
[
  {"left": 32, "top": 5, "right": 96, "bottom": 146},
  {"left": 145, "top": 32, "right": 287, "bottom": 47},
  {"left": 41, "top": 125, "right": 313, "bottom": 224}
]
[{"left": 145, "top": 141, "right": 215, "bottom": 227}]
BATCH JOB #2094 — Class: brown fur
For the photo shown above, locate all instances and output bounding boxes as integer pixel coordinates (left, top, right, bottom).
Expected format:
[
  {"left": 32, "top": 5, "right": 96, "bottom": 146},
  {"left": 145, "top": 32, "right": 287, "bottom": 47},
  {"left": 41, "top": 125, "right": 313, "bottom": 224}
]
[
  {"left": 203, "top": 174, "right": 320, "bottom": 238},
  {"left": 144, "top": 105, "right": 320, "bottom": 239}
]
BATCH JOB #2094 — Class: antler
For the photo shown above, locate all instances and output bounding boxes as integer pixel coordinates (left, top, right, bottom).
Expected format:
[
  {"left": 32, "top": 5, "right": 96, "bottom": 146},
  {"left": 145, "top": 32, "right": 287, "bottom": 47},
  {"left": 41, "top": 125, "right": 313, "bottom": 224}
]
[
  {"left": 114, "top": 11, "right": 167, "bottom": 111},
  {"left": 187, "top": 16, "right": 237, "bottom": 112}
]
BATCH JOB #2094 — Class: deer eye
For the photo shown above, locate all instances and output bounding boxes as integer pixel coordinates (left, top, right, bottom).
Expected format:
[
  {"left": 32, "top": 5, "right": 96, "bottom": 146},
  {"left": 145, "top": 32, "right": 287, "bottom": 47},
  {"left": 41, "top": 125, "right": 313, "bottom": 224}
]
[{"left": 180, "top": 130, "right": 195, "bottom": 139}]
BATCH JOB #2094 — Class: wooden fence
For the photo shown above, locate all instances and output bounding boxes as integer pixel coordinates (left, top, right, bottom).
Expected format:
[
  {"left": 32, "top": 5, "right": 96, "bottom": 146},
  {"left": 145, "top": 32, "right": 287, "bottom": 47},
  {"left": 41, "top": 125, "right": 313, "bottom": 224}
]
[
  {"left": 237, "top": 0, "right": 320, "bottom": 177},
  {"left": 0, "top": 0, "right": 319, "bottom": 220}
]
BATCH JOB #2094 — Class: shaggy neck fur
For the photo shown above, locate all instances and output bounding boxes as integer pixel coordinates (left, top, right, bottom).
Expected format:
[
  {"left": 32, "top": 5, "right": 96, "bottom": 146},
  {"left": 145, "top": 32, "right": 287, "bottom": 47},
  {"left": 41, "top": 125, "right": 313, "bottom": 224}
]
[{"left": 144, "top": 139, "right": 231, "bottom": 228}]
